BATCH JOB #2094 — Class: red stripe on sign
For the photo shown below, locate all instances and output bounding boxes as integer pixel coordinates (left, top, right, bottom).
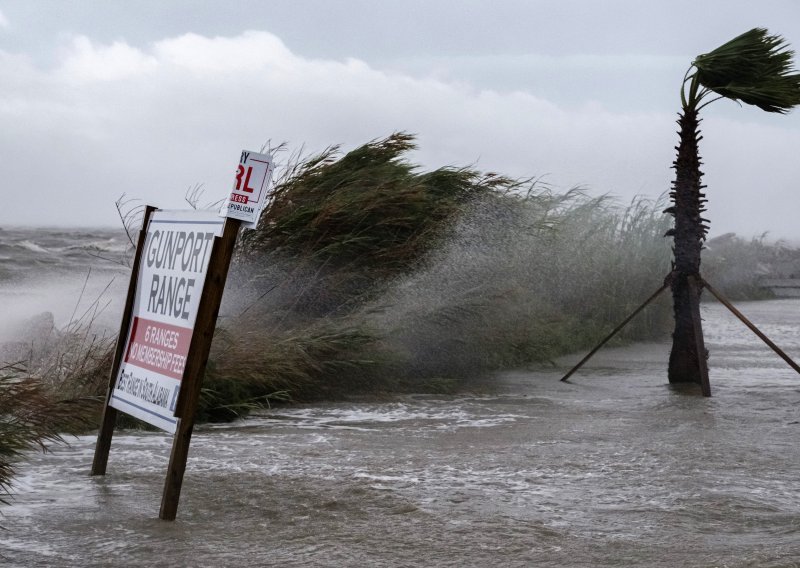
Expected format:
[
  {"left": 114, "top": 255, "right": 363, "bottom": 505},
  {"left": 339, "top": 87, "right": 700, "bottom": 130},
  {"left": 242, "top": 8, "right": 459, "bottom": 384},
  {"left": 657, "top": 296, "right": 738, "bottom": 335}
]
[{"left": 123, "top": 317, "right": 192, "bottom": 380}]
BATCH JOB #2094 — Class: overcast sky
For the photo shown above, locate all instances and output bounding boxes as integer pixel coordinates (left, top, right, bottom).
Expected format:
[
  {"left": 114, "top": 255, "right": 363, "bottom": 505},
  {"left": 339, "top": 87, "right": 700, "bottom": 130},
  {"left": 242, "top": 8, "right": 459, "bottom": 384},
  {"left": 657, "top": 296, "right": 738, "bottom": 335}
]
[{"left": 1, "top": 1, "right": 799, "bottom": 239}]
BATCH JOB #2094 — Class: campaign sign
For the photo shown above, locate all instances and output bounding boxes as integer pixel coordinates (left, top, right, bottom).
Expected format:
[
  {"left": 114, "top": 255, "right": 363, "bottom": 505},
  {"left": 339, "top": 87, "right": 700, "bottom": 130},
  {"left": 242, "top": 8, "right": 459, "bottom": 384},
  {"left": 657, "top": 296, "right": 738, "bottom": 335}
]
[
  {"left": 109, "top": 210, "right": 224, "bottom": 432},
  {"left": 223, "top": 150, "right": 275, "bottom": 228}
]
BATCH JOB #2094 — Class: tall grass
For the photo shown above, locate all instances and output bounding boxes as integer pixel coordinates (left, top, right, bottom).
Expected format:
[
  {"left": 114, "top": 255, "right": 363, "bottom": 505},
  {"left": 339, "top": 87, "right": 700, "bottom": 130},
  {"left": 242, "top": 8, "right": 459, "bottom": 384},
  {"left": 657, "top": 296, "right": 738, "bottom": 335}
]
[
  {"left": 0, "top": 363, "right": 99, "bottom": 506},
  {"left": 0, "top": 134, "right": 685, "bottom": 425},
  {"left": 0, "top": 286, "right": 115, "bottom": 506},
  {"left": 236, "top": 132, "right": 517, "bottom": 316},
  {"left": 355, "top": 187, "right": 674, "bottom": 382},
  {"left": 207, "top": 161, "right": 674, "bottom": 408}
]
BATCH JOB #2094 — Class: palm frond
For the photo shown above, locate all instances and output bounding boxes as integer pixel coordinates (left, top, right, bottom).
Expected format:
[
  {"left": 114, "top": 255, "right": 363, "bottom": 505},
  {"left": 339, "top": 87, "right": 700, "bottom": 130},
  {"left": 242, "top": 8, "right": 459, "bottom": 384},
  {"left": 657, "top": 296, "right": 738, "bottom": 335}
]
[{"left": 692, "top": 28, "right": 800, "bottom": 113}]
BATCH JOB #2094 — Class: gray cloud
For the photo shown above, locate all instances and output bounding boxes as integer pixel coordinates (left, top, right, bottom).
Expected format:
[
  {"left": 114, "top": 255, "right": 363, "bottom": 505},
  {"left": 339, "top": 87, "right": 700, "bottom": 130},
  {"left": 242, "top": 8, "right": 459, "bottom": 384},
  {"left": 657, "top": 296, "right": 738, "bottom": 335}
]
[{"left": 0, "top": 25, "right": 798, "bottom": 240}]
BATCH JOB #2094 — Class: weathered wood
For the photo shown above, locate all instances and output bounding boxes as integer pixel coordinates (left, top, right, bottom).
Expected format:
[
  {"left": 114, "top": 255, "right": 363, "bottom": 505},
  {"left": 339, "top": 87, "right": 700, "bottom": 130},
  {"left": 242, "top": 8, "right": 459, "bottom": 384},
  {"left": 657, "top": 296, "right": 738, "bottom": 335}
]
[
  {"left": 702, "top": 278, "right": 800, "bottom": 376},
  {"left": 91, "top": 206, "right": 156, "bottom": 476},
  {"left": 561, "top": 281, "right": 669, "bottom": 382},
  {"left": 159, "top": 218, "right": 240, "bottom": 521},
  {"left": 687, "top": 275, "right": 711, "bottom": 396}
]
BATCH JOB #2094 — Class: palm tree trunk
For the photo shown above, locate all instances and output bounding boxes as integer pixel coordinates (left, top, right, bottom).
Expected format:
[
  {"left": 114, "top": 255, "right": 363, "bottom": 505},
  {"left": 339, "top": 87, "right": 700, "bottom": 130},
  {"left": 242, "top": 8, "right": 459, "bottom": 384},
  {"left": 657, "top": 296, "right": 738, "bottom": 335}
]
[{"left": 668, "top": 108, "right": 707, "bottom": 384}]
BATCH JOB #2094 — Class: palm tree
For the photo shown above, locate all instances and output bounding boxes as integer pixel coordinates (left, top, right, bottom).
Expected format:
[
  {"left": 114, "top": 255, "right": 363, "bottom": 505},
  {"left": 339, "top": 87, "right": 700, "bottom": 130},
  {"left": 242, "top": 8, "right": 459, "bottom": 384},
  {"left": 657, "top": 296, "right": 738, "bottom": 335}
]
[{"left": 666, "top": 28, "right": 800, "bottom": 385}]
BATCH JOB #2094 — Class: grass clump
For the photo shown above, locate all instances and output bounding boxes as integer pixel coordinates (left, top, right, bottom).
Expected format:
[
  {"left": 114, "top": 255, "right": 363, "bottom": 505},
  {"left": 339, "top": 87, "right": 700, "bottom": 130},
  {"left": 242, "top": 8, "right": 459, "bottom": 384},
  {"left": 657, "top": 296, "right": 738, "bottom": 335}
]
[
  {"left": 236, "top": 132, "right": 516, "bottom": 315},
  {"left": 203, "top": 150, "right": 675, "bottom": 410},
  {"left": 2, "top": 134, "right": 679, "bottom": 427},
  {"left": 0, "top": 297, "right": 117, "bottom": 505},
  {"left": 0, "top": 364, "right": 99, "bottom": 506},
  {"left": 358, "top": 188, "right": 673, "bottom": 383}
]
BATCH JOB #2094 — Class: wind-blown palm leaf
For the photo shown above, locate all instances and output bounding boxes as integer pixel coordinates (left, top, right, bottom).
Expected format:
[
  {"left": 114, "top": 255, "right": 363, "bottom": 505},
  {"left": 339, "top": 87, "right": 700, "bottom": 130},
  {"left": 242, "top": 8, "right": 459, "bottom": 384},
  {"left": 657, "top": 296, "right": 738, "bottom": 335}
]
[{"left": 692, "top": 28, "right": 800, "bottom": 113}]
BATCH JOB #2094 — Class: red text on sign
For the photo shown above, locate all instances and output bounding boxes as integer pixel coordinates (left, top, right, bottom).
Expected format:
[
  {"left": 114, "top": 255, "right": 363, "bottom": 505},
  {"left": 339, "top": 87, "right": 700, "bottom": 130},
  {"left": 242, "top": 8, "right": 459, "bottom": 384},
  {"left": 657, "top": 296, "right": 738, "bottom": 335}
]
[{"left": 235, "top": 165, "right": 256, "bottom": 193}]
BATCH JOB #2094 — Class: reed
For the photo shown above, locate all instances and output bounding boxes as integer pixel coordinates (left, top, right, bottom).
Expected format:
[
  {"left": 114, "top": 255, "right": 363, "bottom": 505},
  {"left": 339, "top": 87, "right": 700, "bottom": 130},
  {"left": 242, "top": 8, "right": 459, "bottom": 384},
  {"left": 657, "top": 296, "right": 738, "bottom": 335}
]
[
  {"left": 1, "top": 135, "right": 678, "bottom": 422},
  {"left": 236, "top": 132, "right": 518, "bottom": 316},
  {"left": 204, "top": 170, "right": 675, "bottom": 409},
  {"left": 0, "top": 364, "right": 98, "bottom": 506},
  {"left": 356, "top": 188, "right": 674, "bottom": 384}
]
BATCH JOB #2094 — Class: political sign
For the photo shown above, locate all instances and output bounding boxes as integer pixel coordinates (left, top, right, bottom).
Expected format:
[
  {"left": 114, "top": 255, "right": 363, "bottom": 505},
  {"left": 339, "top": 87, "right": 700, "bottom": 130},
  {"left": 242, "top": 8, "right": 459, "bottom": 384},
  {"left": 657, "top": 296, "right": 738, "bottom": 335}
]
[
  {"left": 223, "top": 150, "right": 275, "bottom": 228},
  {"left": 109, "top": 209, "right": 224, "bottom": 432}
]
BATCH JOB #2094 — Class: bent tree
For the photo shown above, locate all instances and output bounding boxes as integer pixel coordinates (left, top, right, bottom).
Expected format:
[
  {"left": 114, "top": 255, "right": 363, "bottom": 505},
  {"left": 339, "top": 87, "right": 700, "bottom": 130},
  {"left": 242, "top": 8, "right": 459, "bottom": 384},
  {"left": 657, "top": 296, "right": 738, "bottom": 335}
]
[{"left": 666, "top": 28, "right": 800, "bottom": 385}]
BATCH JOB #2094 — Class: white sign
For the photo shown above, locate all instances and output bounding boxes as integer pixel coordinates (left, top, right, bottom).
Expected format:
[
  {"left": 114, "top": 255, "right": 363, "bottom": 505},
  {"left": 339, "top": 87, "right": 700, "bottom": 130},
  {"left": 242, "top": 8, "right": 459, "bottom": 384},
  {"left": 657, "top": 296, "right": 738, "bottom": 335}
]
[
  {"left": 223, "top": 150, "right": 275, "bottom": 228},
  {"left": 109, "top": 210, "right": 224, "bottom": 432}
]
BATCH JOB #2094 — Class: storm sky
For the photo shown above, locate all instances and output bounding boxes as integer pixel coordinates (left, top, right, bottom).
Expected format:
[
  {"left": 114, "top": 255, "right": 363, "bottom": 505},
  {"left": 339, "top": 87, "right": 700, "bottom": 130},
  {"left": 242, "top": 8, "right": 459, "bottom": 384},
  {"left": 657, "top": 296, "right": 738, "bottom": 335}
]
[{"left": 1, "top": 1, "right": 799, "bottom": 239}]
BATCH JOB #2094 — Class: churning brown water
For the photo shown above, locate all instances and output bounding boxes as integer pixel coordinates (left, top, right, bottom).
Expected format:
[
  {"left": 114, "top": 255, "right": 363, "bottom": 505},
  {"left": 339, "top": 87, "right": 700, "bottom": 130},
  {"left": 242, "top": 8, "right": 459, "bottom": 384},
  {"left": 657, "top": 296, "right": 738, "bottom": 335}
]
[{"left": 2, "top": 299, "right": 799, "bottom": 567}]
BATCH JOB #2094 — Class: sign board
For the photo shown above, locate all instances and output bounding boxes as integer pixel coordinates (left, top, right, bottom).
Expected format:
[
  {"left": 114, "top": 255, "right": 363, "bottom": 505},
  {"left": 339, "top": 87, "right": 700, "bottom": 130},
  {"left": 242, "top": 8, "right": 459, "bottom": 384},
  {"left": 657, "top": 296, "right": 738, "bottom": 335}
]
[
  {"left": 223, "top": 150, "right": 275, "bottom": 228},
  {"left": 108, "top": 209, "right": 224, "bottom": 432},
  {"left": 94, "top": 145, "right": 271, "bottom": 519}
]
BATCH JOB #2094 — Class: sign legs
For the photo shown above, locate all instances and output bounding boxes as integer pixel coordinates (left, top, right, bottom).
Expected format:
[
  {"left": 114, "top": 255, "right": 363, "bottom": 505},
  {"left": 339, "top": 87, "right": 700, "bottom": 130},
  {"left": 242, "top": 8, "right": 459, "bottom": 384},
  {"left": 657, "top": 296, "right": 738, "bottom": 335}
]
[
  {"left": 91, "top": 206, "right": 156, "bottom": 476},
  {"left": 159, "top": 218, "right": 240, "bottom": 520}
]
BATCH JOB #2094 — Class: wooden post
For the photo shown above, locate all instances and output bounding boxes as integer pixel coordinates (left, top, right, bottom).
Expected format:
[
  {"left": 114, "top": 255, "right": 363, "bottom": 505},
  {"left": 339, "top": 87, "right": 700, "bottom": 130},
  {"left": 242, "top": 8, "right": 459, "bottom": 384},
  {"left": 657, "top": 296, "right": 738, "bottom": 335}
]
[
  {"left": 159, "top": 218, "right": 240, "bottom": 521},
  {"left": 561, "top": 281, "right": 669, "bottom": 382},
  {"left": 688, "top": 275, "right": 711, "bottom": 396},
  {"left": 702, "top": 278, "right": 800, "bottom": 375},
  {"left": 92, "top": 206, "right": 156, "bottom": 476}
]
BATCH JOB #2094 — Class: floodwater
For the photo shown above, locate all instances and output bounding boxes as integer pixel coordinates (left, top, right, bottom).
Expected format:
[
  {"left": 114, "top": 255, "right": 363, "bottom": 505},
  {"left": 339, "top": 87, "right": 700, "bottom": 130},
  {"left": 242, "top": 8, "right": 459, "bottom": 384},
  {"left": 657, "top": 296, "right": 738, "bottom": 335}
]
[{"left": 2, "top": 299, "right": 800, "bottom": 567}]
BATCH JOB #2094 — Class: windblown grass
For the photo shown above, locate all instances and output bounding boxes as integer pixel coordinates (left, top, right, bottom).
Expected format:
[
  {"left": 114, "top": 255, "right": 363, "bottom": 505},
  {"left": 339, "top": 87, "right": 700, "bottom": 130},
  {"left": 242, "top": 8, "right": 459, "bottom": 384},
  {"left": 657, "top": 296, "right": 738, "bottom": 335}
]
[
  {"left": 200, "top": 322, "right": 382, "bottom": 420},
  {"left": 206, "top": 161, "right": 674, "bottom": 410},
  {"left": 2, "top": 132, "right": 791, "bottom": 509},
  {"left": 0, "top": 364, "right": 99, "bottom": 506},
  {"left": 2, "top": 134, "right": 725, "bottom": 428},
  {"left": 0, "top": 285, "right": 117, "bottom": 505},
  {"left": 236, "top": 132, "right": 519, "bottom": 315},
  {"left": 356, "top": 188, "right": 674, "bottom": 383}
]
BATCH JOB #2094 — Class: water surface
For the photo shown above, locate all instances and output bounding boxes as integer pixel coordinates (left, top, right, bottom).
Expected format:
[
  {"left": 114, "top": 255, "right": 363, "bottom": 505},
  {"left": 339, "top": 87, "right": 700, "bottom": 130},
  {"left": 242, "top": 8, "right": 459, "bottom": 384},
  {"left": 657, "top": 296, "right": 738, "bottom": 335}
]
[{"left": 2, "top": 299, "right": 799, "bottom": 567}]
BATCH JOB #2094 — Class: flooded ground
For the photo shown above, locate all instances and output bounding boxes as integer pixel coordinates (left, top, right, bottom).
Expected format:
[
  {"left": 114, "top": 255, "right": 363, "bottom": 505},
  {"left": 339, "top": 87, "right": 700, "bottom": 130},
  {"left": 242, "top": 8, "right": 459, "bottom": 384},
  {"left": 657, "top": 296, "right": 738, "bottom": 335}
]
[{"left": 2, "top": 299, "right": 799, "bottom": 567}]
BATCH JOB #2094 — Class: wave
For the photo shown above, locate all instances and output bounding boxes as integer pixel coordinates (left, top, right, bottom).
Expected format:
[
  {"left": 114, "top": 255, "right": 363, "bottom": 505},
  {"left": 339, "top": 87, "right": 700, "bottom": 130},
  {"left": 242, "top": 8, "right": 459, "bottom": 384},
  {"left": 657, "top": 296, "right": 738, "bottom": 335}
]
[{"left": 17, "top": 240, "right": 51, "bottom": 254}]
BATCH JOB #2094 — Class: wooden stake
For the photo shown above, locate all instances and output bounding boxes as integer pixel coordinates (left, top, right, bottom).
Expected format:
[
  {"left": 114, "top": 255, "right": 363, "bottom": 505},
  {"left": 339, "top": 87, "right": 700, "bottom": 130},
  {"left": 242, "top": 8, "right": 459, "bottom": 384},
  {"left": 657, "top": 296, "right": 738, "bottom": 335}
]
[
  {"left": 91, "top": 206, "right": 156, "bottom": 476},
  {"left": 159, "top": 218, "right": 240, "bottom": 521},
  {"left": 702, "top": 278, "right": 800, "bottom": 376},
  {"left": 561, "top": 281, "right": 669, "bottom": 382}
]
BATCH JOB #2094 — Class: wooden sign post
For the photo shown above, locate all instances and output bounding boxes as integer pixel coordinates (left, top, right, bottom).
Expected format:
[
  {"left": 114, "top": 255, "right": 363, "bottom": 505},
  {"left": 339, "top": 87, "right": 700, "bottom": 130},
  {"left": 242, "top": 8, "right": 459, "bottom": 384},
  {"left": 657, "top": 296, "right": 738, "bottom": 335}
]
[
  {"left": 159, "top": 217, "right": 239, "bottom": 520},
  {"left": 90, "top": 209, "right": 234, "bottom": 516},
  {"left": 91, "top": 150, "right": 274, "bottom": 520},
  {"left": 91, "top": 205, "right": 157, "bottom": 477}
]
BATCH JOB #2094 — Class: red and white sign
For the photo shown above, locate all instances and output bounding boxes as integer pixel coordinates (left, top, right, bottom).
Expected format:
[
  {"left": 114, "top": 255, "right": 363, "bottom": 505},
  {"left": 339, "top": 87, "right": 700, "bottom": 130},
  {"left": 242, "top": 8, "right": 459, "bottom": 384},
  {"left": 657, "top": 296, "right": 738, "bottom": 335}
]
[
  {"left": 109, "top": 210, "right": 224, "bottom": 432},
  {"left": 223, "top": 150, "right": 275, "bottom": 228}
]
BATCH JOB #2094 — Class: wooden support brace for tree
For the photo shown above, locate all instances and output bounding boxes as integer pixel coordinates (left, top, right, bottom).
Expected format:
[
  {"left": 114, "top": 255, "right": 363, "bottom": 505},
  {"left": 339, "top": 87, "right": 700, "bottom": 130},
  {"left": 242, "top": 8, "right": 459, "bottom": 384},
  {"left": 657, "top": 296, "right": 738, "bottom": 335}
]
[
  {"left": 560, "top": 281, "right": 669, "bottom": 382},
  {"left": 701, "top": 278, "right": 800, "bottom": 376}
]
